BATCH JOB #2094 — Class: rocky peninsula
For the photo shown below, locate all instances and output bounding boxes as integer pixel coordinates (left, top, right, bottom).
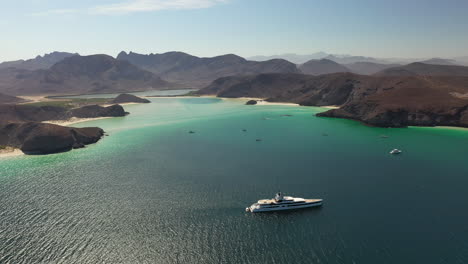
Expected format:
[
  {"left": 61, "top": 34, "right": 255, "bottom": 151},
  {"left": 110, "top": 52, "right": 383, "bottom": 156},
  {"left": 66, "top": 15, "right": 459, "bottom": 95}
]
[
  {"left": 198, "top": 71, "right": 468, "bottom": 128},
  {"left": 0, "top": 103, "right": 127, "bottom": 155}
]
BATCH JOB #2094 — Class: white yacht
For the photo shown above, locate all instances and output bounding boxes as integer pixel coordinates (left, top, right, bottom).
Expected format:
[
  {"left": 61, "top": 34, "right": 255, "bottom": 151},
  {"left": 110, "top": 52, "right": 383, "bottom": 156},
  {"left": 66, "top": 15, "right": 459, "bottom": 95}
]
[
  {"left": 245, "top": 192, "right": 323, "bottom": 213},
  {"left": 390, "top": 149, "right": 402, "bottom": 155}
]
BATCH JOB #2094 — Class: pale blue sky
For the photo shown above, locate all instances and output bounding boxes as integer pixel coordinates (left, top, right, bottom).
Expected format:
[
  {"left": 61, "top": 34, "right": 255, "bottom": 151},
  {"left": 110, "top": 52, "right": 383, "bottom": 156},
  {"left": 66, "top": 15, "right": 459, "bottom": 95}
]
[{"left": 1, "top": 0, "right": 467, "bottom": 62}]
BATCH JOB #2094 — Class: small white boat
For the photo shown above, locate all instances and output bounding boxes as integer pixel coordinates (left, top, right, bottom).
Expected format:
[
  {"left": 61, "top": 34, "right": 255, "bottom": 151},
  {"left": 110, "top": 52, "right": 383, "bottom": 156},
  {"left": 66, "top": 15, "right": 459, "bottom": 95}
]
[
  {"left": 390, "top": 149, "right": 402, "bottom": 155},
  {"left": 245, "top": 192, "right": 323, "bottom": 213}
]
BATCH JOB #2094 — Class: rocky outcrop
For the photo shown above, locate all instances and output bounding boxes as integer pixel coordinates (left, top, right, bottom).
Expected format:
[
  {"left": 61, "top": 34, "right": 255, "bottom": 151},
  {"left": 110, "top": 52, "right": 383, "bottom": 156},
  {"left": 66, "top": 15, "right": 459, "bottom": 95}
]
[
  {"left": 112, "top": 94, "right": 150, "bottom": 104},
  {"left": 0, "top": 122, "right": 104, "bottom": 154},
  {"left": 317, "top": 102, "right": 468, "bottom": 128},
  {"left": 245, "top": 100, "right": 257, "bottom": 105}
]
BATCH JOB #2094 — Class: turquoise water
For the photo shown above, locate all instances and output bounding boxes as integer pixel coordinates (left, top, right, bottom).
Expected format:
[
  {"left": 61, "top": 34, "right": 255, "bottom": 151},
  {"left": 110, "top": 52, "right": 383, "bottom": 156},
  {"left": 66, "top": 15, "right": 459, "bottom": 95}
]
[
  {"left": 1, "top": 96, "right": 468, "bottom": 263},
  {"left": 53, "top": 88, "right": 196, "bottom": 99}
]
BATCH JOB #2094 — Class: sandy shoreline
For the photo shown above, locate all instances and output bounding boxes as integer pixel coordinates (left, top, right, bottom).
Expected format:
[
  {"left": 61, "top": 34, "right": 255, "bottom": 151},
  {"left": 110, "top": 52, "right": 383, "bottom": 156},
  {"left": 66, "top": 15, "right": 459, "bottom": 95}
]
[
  {"left": 44, "top": 117, "right": 115, "bottom": 126},
  {"left": 0, "top": 147, "right": 24, "bottom": 158},
  {"left": 321, "top": 105, "right": 340, "bottom": 109},
  {"left": 225, "top": 97, "right": 300, "bottom": 106}
]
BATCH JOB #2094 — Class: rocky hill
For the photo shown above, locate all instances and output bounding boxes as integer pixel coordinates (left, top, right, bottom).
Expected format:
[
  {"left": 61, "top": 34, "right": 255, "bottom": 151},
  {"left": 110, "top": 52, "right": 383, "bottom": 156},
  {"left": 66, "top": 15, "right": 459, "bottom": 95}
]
[
  {"left": 0, "top": 55, "right": 171, "bottom": 95},
  {"left": 117, "top": 51, "right": 300, "bottom": 87}
]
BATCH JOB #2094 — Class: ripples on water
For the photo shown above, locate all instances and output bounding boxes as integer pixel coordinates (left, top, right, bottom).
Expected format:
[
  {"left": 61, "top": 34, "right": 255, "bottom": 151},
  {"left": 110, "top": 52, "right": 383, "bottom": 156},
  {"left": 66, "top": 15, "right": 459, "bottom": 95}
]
[{"left": 1, "top": 96, "right": 468, "bottom": 263}]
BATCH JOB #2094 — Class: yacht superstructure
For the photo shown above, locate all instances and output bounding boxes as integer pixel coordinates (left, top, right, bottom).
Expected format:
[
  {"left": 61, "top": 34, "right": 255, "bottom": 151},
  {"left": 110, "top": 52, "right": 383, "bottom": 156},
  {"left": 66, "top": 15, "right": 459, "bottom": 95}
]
[{"left": 246, "top": 192, "right": 322, "bottom": 213}]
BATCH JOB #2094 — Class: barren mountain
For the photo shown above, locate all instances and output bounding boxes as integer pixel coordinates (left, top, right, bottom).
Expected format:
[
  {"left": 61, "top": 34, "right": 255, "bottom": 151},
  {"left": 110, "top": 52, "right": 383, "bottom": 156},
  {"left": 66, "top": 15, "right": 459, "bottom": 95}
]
[{"left": 117, "top": 51, "right": 300, "bottom": 87}]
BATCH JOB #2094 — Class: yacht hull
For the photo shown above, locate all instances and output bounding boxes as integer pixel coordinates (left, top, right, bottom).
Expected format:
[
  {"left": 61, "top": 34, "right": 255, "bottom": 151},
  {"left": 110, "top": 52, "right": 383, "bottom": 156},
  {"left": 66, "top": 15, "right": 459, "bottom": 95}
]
[{"left": 247, "top": 200, "right": 323, "bottom": 213}]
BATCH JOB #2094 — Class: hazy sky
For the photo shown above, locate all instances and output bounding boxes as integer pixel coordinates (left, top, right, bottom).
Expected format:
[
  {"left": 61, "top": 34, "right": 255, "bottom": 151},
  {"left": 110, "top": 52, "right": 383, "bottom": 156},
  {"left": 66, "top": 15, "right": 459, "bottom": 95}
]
[{"left": 1, "top": 0, "right": 468, "bottom": 62}]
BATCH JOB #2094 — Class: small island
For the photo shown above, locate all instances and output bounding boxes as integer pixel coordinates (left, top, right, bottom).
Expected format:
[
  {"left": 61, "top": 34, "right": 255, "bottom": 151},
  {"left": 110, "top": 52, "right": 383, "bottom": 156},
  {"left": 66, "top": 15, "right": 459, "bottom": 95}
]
[{"left": 112, "top": 94, "right": 150, "bottom": 104}]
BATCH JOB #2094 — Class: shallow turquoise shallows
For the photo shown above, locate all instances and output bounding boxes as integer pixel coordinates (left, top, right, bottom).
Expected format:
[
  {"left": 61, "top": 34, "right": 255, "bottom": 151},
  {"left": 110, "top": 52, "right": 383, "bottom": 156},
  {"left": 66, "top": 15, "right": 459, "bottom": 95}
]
[{"left": 2, "top": 93, "right": 468, "bottom": 264}]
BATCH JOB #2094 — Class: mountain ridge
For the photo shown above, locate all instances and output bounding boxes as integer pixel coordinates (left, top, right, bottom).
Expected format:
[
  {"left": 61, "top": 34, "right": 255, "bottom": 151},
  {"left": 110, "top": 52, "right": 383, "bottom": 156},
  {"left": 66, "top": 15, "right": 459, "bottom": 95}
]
[{"left": 117, "top": 51, "right": 300, "bottom": 87}]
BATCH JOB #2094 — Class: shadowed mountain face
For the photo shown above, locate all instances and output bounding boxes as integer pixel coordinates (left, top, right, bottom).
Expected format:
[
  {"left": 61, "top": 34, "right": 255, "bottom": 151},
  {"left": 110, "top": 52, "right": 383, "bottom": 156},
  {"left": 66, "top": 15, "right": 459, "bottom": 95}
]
[
  {"left": 0, "top": 55, "right": 171, "bottom": 95},
  {"left": 299, "top": 59, "right": 350, "bottom": 75},
  {"left": 375, "top": 62, "right": 468, "bottom": 77},
  {"left": 0, "top": 52, "right": 78, "bottom": 71},
  {"left": 0, "top": 93, "right": 25, "bottom": 104},
  {"left": 198, "top": 73, "right": 363, "bottom": 106},
  {"left": 345, "top": 62, "right": 400, "bottom": 75},
  {"left": 117, "top": 51, "right": 300, "bottom": 87},
  {"left": 198, "top": 73, "right": 468, "bottom": 127}
]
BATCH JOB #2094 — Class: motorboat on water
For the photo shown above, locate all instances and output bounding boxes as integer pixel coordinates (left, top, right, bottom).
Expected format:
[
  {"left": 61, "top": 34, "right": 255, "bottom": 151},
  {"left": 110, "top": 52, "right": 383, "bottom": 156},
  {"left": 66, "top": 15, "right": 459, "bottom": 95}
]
[
  {"left": 245, "top": 192, "right": 323, "bottom": 213},
  {"left": 390, "top": 149, "right": 402, "bottom": 155}
]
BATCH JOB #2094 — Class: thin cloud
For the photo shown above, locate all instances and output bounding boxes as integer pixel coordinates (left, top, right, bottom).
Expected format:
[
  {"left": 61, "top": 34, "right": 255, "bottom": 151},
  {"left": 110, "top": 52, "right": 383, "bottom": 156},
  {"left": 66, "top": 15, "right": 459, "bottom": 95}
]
[
  {"left": 31, "top": 0, "right": 227, "bottom": 16},
  {"left": 92, "top": 0, "right": 227, "bottom": 14},
  {"left": 30, "top": 8, "right": 78, "bottom": 17}
]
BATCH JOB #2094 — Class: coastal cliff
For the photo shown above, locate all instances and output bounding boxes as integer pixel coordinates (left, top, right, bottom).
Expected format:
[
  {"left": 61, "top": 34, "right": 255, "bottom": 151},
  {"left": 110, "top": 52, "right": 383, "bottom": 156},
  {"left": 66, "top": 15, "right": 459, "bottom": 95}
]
[{"left": 198, "top": 73, "right": 468, "bottom": 128}]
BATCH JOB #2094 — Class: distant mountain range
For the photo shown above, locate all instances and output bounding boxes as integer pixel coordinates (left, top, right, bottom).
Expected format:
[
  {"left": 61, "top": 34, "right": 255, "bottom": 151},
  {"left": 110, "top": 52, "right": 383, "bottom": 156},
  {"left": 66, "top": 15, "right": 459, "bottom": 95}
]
[
  {"left": 1, "top": 50, "right": 468, "bottom": 101},
  {"left": 0, "top": 52, "right": 78, "bottom": 71},
  {"left": 375, "top": 62, "right": 468, "bottom": 77},
  {"left": 248, "top": 52, "right": 468, "bottom": 66},
  {"left": 247, "top": 52, "right": 329, "bottom": 64},
  {"left": 117, "top": 51, "right": 300, "bottom": 87}
]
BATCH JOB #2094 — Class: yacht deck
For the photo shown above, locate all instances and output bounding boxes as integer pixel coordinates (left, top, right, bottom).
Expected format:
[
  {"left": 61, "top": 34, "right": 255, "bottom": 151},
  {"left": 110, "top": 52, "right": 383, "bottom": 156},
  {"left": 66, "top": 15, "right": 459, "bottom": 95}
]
[{"left": 257, "top": 198, "right": 322, "bottom": 204}]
